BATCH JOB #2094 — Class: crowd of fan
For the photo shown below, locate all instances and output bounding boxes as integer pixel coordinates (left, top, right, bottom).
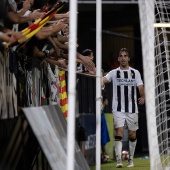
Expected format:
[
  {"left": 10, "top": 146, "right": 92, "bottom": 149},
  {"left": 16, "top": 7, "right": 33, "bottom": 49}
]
[
  {"left": 0, "top": 0, "right": 96, "bottom": 72},
  {"left": 0, "top": 0, "right": 97, "bottom": 120}
]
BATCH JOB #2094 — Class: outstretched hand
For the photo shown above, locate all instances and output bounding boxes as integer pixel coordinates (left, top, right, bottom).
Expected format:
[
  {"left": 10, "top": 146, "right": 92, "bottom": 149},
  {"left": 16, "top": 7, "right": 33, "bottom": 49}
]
[
  {"left": 6, "top": 31, "right": 27, "bottom": 46},
  {"left": 58, "top": 59, "right": 68, "bottom": 68},
  {"left": 30, "top": 9, "right": 44, "bottom": 20},
  {"left": 79, "top": 55, "right": 96, "bottom": 73}
]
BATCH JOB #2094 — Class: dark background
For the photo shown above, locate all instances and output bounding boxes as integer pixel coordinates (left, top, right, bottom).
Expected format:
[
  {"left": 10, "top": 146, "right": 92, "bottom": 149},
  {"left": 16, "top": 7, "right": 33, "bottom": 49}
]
[
  {"left": 76, "top": 1, "right": 149, "bottom": 155},
  {"left": 77, "top": 2, "right": 143, "bottom": 75}
]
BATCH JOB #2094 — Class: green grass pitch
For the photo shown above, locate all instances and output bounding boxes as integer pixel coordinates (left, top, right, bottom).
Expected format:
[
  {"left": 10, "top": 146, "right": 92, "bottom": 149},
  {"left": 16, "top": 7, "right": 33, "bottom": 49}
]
[{"left": 90, "top": 156, "right": 150, "bottom": 170}]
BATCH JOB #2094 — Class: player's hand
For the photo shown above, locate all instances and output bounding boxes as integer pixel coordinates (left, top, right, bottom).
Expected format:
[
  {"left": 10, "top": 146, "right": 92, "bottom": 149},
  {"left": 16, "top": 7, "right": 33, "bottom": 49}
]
[{"left": 138, "top": 97, "right": 144, "bottom": 105}]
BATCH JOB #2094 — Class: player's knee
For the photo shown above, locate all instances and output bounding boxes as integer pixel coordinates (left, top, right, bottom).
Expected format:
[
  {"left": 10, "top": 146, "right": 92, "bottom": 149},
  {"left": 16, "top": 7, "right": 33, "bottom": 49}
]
[
  {"left": 129, "top": 137, "right": 136, "bottom": 142},
  {"left": 115, "top": 128, "right": 123, "bottom": 136},
  {"left": 115, "top": 136, "right": 122, "bottom": 141},
  {"left": 128, "top": 131, "right": 136, "bottom": 139}
]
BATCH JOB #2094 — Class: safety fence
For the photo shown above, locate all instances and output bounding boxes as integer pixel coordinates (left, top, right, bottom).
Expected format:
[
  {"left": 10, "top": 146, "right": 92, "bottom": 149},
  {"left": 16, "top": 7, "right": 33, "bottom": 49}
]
[
  {"left": 0, "top": 34, "right": 147, "bottom": 169},
  {"left": 0, "top": 47, "right": 113, "bottom": 169}
]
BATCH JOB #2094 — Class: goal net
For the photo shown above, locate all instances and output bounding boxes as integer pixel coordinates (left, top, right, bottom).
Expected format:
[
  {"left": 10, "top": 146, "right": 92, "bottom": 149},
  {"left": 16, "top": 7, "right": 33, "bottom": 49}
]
[{"left": 139, "top": 0, "right": 170, "bottom": 170}]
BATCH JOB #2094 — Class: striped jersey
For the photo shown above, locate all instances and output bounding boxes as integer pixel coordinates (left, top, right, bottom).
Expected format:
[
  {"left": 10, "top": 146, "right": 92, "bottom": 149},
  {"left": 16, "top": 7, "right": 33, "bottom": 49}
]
[{"left": 104, "top": 67, "right": 143, "bottom": 114}]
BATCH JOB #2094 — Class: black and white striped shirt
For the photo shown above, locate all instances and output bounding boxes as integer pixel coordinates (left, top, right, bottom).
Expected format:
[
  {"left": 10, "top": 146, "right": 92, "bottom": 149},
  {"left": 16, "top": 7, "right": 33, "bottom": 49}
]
[{"left": 105, "top": 67, "right": 143, "bottom": 114}]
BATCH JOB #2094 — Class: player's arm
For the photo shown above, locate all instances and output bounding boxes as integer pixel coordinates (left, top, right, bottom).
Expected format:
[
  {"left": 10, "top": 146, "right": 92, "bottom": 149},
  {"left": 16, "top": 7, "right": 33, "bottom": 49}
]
[
  {"left": 102, "top": 77, "right": 110, "bottom": 84},
  {"left": 138, "top": 84, "right": 145, "bottom": 105},
  {"left": 101, "top": 77, "right": 110, "bottom": 90}
]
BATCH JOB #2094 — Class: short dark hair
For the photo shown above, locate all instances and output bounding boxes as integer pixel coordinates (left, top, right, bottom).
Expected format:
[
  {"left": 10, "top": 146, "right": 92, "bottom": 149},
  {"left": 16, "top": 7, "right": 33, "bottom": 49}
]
[
  {"left": 82, "top": 49, "right": 93, "bottom": 56},
  {"left": 119, "top": 48, "right": 130, "bottom": 57}
]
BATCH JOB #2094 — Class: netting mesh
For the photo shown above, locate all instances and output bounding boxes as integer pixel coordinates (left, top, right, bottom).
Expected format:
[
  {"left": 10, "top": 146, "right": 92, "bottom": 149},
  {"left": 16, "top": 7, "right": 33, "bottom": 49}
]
[
  {"left": 139, "top": 0, "right": 170, "bottom": 169},
  {"left": 155, "top": 1, "right": 170, "bottom": 23},
  {"left": 155, "top": 0, "right": 170, "bottom": 168}
]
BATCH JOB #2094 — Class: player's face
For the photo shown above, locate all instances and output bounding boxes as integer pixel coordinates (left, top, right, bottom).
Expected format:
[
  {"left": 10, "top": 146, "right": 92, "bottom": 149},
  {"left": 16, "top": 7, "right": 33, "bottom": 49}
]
[{"left": 118, "top": 51, "right": 130, "bottom": 68}]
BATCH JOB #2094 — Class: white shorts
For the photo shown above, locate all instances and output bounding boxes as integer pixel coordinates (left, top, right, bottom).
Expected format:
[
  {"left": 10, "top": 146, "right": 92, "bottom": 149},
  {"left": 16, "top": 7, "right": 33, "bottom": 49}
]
[{"left": 113, "top": 112, "right": 138, "bottom": 131}]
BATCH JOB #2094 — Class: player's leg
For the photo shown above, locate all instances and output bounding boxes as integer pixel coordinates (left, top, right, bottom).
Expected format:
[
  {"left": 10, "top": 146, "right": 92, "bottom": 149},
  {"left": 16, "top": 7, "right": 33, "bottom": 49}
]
[
  {"left": 126, "top": 113, "right": 138, "bottom": 167},
  {"left": 127, "top": 130, "right": 136, "bottom": 167},
  {"left": 114, "top": 114, "right": 125, "bottom": 168}
]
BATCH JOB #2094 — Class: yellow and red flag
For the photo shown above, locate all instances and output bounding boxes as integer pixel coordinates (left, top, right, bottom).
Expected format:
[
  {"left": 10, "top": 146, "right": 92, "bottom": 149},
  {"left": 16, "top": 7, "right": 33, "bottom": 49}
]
[
  {"left": 8, "top": 2, "right": 66, "bottom": 47},
  {"left": 58, "top": 69, "right": 68, "bottom": 119}
]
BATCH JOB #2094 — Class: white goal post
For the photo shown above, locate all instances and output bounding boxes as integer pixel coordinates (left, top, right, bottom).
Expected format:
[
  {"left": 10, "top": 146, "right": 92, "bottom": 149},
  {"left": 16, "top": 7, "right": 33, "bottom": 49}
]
[{"left": 139, "top": 0, "right": 170, "bottom": 170}]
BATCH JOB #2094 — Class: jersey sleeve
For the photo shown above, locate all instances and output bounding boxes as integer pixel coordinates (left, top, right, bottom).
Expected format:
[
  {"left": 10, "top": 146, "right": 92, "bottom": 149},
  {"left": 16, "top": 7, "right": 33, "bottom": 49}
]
[
  {"left": 104, "top": 70, "right": 114, "bottom": 82},
  {"left": 135, "top": 70, "right": 143, "bottom": 86}
]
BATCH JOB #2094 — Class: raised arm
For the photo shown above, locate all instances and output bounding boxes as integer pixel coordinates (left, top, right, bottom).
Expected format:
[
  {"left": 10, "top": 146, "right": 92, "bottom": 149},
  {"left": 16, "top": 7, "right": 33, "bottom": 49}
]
[
  {"left": 77, "top": 52, "right": 95, "bottom": 72},
  {"left": 35, "top": 21, "right": 67, "bottom": 40},
  {"left": 53, "top": 11, "right": 70, "bottom": 20},
  {"left": 17, "top": 0, "right": 33, "bottom": 16},
  {"left": 7, "top": 9, "right": 42, "bottom": 24}
]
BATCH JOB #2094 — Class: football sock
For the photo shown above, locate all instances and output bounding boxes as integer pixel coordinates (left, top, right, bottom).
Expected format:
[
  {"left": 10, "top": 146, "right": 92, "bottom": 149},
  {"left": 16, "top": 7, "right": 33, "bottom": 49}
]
[
  {"left": 129, "top": 138, "right": 137, "bottom": 160},
  {"left": 115, "top": 136, "right": 122, "bottom": 160}
]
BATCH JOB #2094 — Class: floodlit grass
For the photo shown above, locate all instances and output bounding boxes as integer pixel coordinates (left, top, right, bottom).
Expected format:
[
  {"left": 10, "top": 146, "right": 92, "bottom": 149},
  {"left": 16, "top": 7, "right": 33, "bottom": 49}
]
[{"left": 90, "top": 156, "right": 150, "bottom": 170}]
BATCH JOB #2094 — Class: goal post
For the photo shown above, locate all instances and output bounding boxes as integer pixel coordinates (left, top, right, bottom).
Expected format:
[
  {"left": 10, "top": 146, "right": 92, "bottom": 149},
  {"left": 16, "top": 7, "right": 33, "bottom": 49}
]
[
  {"left": 154, "top": 1, "right": 170, "bottom": 169},
  {"left": 139, "top": 0, "right": 170, "bottom": 169}
]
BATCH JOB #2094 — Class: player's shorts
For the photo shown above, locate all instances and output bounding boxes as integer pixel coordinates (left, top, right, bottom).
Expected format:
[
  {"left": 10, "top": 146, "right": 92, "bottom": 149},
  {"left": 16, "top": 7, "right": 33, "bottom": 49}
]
[{"left": 113, "top": 112, "right": 138, "bottom": 131}]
